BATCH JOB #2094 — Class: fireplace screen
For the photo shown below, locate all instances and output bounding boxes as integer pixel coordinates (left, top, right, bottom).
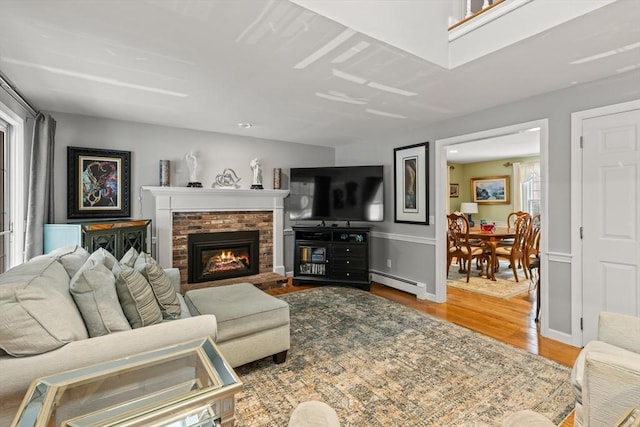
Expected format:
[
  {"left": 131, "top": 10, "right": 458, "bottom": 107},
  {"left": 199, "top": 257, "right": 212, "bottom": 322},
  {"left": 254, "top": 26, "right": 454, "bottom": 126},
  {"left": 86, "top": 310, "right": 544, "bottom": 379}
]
[{"left": 188, "top": 231, "right": 259, "bottom": 283}]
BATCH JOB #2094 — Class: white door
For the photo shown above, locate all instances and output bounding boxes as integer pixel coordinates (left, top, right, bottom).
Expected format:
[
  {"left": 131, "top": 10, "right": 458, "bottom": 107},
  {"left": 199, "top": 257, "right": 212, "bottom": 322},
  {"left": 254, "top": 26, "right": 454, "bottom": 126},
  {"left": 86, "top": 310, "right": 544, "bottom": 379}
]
[{"left": 582, "top": 109, "right": 640, "bottom": 343}]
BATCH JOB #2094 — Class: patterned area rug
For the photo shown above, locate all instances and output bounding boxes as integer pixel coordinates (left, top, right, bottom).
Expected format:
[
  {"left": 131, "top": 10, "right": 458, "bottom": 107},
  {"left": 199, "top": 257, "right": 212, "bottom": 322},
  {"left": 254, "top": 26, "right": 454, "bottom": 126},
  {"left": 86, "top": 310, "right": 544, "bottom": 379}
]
[
  {"left": 447, "top": 260, "right": 534, "bottom": 298},
  {"left": 234, "top": 286, "right": 573, "bottom": 426}
]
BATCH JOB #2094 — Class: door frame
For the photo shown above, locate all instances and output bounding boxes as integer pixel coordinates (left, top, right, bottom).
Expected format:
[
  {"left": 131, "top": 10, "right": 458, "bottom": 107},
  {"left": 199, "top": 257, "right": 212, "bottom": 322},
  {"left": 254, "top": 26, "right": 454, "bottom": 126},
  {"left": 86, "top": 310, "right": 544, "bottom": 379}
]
[
  {"left": 570, "top": 98, "right": 640, "bottom": 347},
  {"left": 434, "top": 119, "right": 549, "bottom": 311}
]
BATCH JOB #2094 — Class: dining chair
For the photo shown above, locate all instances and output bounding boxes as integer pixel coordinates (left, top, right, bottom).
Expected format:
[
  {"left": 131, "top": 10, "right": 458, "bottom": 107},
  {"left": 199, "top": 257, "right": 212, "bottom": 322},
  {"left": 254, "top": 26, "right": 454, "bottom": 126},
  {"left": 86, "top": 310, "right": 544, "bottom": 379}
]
[
  {"left": 494, "top": 214, "right": 531, "bottom": 282},
  {"left": 447, "top": 213, "right": 486, "bottom": 283},
  {"left": 507, "top": 211, "right": 528, "bottom": 231},
  {"left": 524, "top": 214, "right": 541, "bottom": 281},
  {"left": 499, "top": 211, "right": 530, "bottom": 249}
]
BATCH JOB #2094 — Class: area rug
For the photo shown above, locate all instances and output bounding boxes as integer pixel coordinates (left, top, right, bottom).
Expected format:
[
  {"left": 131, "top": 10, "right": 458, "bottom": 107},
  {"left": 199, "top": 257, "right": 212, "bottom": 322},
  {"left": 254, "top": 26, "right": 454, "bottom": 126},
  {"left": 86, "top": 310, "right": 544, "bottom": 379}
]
[
  {"left": 447, "top": 260, "right": 534, "bottom": 298},
  {"left": 234, "top": 286, "right": 573, "bottom": 426}
]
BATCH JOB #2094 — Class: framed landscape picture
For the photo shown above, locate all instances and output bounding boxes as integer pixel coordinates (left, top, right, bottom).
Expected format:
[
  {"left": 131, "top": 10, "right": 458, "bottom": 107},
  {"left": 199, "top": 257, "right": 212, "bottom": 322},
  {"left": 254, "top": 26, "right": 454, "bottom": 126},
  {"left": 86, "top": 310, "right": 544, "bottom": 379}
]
[
  {"left": 449, "top": 183, "right": 459, "bottom": 198},
  {"left": 67, "top": 146, "right": 131, "bottom": 219},
  {"left": 471, "top": 175, "right": 509, "bottom": 204},
  {"left": 394, "top": 142, "right": 429, "bottom": 224}
]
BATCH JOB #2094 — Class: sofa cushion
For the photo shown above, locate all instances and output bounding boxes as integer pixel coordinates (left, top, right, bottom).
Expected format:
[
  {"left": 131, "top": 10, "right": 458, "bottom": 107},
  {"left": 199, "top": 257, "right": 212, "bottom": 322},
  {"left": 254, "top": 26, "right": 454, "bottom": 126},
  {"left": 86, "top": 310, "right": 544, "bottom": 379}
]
[
  {"left": 119, "top": 247, "right": 139, "bottom": 267},
  {"left": 134, "top": 253, "right": 181, "bottom": 319},
  {"left": 0, "top": 258, "right": 88, "bottom": 356},
  {"left": 185, "top": 283, "right": 289, "bottom": 342},
  {"left": 70, "top": 250, "right": 130, "bottom": 337},
  {"left": 570, "top": 339, "right": 638, "bottom": 404},
  {"left": 40, "top": 245, "right": 91, "bottom": 278},
  {"left": 113, "top": 263, "right": 163, "bottom": 328},
  {"left": 176, "top": 293, "right": 192, "bottom": 319}
]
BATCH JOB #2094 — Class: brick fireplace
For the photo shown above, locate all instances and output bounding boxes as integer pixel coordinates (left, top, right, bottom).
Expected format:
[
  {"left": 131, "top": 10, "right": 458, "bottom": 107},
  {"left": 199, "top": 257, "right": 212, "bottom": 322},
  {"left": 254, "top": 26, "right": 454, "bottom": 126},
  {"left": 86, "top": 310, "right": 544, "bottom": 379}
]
[
  {"left": 141, "top": 187, "right": 289, "bottom": 290},
  {"left": 174, "top": 211, "right": 272, "bottom": 284}
]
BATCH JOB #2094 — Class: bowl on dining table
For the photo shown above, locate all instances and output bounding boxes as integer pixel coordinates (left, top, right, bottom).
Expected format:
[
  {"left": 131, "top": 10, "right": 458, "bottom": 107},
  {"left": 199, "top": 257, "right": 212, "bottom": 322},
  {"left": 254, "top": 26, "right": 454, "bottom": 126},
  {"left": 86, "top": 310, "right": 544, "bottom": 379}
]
[{"left": 480, "top": 223, "right": 496, "bottom": 232}]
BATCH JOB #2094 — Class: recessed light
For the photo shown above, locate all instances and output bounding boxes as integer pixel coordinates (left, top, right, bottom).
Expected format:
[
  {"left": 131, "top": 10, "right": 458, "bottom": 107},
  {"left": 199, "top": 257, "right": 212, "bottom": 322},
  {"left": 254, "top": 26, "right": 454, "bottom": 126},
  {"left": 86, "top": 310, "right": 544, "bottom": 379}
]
[{"left": 238, "top": 122, "right": 252, "bottom": 129}]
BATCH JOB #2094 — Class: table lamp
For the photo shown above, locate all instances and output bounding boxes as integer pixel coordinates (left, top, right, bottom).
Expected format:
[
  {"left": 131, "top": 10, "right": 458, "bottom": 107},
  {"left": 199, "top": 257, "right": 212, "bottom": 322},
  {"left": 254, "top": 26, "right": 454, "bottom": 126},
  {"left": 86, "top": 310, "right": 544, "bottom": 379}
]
[{"left": 460, "top": 202, "right": 478, "bottom": 227}]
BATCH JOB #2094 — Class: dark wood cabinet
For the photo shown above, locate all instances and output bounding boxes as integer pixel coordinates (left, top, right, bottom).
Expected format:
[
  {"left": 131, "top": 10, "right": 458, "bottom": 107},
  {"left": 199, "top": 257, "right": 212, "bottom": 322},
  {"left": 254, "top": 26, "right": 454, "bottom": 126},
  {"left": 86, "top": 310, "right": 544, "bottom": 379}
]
[
  {"left": 292, "top": 226, "right": 370, "bottom": 290},
  {"left": 44, "top": 219, "right": 151, "bottom": 258}
]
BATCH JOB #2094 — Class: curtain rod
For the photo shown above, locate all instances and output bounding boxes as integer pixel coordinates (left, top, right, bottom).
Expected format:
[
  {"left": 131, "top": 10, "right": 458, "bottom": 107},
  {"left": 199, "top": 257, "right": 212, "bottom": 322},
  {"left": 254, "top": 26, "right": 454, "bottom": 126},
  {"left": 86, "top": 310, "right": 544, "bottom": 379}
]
[{"left": 0, "top": 71, "right": 39, "bottom": 117}]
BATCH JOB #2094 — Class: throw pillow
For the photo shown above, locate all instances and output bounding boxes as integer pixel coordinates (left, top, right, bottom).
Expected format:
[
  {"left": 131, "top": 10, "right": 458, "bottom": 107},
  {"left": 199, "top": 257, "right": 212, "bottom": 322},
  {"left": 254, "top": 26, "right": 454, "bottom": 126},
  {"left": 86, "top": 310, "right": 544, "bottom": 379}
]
[
  {"left": 46, "top": 245, "right": 91, "bottom": 278},
  {"left": 134, "top": 253, "right": 181, "bottom": 319},
  {"left": 90, "top": 247, "right": 118, "bottom": 270},
  {"left": 70, "top": 253, "right": 131, "bottom": 337},
  {"left": 113, "top": 263, "right": 162, "bottom": 328},
  {"left": 0, "top": 258, "right": 88, "bottom": 356},
  {"left": 119, "top": 247, "right": 139, "bottom": 268}
]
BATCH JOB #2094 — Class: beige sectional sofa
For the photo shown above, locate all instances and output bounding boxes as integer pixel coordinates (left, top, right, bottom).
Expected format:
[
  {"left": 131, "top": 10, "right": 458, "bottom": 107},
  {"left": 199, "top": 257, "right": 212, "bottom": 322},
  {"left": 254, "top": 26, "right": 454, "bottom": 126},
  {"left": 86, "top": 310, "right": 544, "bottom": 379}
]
[{"left": 0, "top": 245, "right": 290, "bottom": 426}]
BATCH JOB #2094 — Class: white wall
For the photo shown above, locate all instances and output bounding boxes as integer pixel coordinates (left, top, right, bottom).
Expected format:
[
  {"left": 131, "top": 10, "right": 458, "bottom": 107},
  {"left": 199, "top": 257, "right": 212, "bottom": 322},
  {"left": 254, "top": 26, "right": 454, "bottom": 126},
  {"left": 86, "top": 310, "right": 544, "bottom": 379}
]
[{"left": 337, "top": 70, "right": 640, "bottom": 336}]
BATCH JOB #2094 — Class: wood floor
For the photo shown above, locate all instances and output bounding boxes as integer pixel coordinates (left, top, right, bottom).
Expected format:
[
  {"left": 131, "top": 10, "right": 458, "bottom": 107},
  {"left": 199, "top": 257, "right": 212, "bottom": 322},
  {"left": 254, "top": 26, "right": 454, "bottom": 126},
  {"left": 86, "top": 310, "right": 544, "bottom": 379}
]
[{"left": 268, "top": 279, "right": 581, "bottom": 426}]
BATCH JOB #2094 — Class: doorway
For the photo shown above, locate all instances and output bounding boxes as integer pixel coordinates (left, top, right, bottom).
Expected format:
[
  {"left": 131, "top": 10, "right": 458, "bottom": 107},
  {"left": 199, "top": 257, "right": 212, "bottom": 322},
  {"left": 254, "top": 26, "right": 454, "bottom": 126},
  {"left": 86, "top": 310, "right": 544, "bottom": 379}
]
[{"left": 434, "top": 119, "right": 549, "bottom": 313}]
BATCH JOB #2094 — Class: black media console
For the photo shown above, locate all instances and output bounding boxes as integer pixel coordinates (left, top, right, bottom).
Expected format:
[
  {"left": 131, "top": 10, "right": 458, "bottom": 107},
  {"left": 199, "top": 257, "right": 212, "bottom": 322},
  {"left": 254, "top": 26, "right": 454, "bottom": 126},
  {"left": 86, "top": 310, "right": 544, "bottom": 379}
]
[{"left": 292, "top": 226, "right": 370, "bottom": 291}]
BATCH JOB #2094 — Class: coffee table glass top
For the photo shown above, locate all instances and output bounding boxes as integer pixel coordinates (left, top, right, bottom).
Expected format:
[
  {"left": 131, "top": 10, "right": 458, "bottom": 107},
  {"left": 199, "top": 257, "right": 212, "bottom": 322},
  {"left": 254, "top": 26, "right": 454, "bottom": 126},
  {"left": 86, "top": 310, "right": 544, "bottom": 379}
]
[{"left": 13, "top": 337, "right": 241, "bottom": 427}]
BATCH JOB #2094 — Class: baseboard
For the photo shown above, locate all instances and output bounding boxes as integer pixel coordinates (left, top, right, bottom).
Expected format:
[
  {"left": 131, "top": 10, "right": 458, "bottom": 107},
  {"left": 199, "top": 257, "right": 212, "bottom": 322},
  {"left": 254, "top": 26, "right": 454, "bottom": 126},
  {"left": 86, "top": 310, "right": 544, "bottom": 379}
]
[{"left": 370, "top": 271, "right": 431, "bottom": 300}]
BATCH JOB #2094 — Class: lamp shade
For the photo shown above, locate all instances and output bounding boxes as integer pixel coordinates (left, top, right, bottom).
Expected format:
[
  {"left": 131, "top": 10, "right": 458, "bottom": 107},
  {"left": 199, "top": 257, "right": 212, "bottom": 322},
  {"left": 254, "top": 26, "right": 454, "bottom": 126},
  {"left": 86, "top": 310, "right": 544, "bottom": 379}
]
[{"left": 460, "top": 202, "right": 478, "bottom": 214}]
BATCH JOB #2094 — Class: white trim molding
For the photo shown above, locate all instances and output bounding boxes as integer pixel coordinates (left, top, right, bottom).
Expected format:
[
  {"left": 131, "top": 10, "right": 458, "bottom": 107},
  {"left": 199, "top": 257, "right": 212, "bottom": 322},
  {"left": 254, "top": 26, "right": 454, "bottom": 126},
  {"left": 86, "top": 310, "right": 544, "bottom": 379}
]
[
  {"left": 142, "top": 186, "right": 290, "bottom": 275},
  {"left": 435, "top": 119, "right": 549, "bottom": 312},
  {"left": 370, "top": 230, "right": 435, "bottom": 246}
]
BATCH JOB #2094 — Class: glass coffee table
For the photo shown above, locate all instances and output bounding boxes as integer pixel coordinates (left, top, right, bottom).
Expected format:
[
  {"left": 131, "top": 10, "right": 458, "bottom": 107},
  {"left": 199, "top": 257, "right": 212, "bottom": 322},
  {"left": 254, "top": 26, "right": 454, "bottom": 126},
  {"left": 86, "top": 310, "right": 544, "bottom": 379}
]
[{"left": 12, "top": 337, "right": 241, "bottom": 427}]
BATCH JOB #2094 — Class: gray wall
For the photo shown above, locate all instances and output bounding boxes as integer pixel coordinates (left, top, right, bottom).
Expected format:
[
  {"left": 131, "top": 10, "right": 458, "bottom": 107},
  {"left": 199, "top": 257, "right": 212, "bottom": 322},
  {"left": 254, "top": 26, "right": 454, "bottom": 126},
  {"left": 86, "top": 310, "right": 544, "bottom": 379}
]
[
  {"left": 49, "top": 113, "right": 335, "bottom": 272},
  {"left": 336, "top": 70, "right": 640, "bottom": 335},
  {"left": 44, "top": 70, "right": 640, "bottom": 337},
  {"left": 50, "top": 112, "right": 335, "bottom": 220}
]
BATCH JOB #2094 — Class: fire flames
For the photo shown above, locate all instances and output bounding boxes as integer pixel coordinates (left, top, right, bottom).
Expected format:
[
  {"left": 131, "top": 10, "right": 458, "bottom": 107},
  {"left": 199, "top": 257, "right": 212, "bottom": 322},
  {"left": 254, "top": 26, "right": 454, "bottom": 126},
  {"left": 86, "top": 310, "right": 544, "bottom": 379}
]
[{"left": 204, "top": 250, "right": 249, "bottom": 274}]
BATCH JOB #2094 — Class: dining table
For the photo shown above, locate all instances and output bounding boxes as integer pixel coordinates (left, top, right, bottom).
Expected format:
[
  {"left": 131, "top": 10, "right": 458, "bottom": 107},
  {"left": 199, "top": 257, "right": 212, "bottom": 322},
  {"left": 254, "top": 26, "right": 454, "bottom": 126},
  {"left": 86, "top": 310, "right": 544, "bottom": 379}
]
[{"left": 467, "top": 226, "right": 516, "bottom": 281}]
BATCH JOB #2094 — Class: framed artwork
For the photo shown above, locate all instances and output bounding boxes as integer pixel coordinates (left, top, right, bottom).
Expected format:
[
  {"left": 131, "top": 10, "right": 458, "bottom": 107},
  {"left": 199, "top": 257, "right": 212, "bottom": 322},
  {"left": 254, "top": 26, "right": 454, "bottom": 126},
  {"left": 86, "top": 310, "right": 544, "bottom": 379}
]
[
  {"left": 394, "top": 142, "right": 429, "bottom": 224},
  {"left": 471, "top": 175, "right": 510, "bottom": 204},
  {"left": 67, "top": 146, "right": 131, "bottom": 219},
  {"left": 449, "top": 183, "right": 459, "bottom": 198}
]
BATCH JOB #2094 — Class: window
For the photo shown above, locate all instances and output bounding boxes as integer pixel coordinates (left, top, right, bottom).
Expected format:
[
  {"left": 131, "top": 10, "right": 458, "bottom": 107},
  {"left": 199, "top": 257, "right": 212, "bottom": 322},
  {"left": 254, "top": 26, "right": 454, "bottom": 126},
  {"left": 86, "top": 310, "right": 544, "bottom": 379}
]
[
  {"left": 0, "top": 101, "right": 26, "bottom": 271},
  {"left": 521, "top": 171, "right": 541, "bottom": 216}
]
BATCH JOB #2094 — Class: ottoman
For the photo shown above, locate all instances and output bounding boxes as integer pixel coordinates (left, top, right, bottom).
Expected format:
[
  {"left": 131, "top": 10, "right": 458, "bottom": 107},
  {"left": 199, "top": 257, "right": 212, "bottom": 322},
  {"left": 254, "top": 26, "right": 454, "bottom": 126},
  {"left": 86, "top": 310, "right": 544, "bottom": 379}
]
[{"left": 184, "top": 282, "right": 290, "bottom": 368}]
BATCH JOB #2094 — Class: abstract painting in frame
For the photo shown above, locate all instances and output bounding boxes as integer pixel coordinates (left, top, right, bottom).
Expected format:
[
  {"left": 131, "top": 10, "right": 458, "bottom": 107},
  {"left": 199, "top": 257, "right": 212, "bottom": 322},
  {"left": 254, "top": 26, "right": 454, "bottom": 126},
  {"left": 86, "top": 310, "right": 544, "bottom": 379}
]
[
  {"left": 394, "top": 142, "right": 429, "bottom": 224},
  {"left": 67, "top": 146, "right": 131, "bottom": 219},
  {"left": 471, "top": 175, "right": 510, "bottom": 204}
]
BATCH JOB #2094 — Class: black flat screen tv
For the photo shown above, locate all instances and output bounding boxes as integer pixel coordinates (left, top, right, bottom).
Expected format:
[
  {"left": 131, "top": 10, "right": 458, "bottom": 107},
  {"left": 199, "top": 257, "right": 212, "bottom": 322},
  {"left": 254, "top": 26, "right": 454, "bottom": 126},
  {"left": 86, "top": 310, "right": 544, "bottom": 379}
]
[{"left": 289, "top": 165, "right": 384, "bottom": 222}]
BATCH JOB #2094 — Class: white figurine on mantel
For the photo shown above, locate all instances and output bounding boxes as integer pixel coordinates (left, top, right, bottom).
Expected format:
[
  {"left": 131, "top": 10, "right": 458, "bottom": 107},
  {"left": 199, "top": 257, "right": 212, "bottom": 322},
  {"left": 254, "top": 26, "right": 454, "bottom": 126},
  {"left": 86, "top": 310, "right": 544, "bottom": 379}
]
[
  {"left": 250, "top": 158, "right": 263, "bottom": 189},
  {"left": 185, "top": 150, "right": 202, "bottom": 188}
]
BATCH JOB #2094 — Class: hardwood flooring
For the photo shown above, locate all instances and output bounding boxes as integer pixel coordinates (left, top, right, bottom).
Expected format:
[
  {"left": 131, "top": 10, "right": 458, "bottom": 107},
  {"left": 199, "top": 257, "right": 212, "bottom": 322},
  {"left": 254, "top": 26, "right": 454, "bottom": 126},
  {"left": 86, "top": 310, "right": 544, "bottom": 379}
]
[{"left": 268, "top": 279, "right": 581, "bottom": 426}]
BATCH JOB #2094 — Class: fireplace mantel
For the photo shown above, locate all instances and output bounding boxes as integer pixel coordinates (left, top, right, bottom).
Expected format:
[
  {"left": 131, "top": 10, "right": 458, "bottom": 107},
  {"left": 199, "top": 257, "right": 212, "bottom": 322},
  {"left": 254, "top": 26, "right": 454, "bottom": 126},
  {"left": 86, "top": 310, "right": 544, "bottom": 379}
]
[{"left": 142, "top": 186, "right": 289, "bottom": 274}]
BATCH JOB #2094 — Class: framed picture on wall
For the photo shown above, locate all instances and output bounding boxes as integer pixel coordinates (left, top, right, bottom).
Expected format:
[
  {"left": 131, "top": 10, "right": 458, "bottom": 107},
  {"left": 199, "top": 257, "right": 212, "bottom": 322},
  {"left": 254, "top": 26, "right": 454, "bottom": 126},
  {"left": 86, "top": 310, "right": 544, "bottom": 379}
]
[
  {"left": 67, "top": 146, "right": 131, "bottom": 219},
  {"left": 449, "top": 183, "right": 459, "bottom": 198},
  {"left": 394, "top": 142, "right": 429, "bottom": 224},
  {"left": 471, "top": 175, "right": 510, "bottom": 204}
]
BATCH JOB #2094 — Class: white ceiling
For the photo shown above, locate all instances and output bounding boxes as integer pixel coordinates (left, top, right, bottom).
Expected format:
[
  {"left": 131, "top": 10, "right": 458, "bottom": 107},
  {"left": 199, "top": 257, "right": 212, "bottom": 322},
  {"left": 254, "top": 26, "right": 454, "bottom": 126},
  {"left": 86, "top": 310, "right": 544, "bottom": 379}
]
[{"left": 0, "top": 0, "right": 639, "bottom": 157}]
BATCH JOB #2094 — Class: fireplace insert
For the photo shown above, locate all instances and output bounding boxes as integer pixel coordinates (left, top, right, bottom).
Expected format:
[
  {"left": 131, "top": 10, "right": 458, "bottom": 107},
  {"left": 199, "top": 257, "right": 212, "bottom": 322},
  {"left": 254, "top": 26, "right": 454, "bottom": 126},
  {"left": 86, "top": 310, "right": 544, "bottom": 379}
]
[{"left": 188, "top": 230, "right": 259, "bottom": 283}]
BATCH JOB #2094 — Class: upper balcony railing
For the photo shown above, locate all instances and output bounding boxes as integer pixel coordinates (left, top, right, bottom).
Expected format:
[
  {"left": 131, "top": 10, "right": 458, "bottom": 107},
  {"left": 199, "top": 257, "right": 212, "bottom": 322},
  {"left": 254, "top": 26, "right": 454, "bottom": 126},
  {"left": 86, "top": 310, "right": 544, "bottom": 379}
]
[{"left": 449, "top": 0, "right": 506, "bottom": 31}]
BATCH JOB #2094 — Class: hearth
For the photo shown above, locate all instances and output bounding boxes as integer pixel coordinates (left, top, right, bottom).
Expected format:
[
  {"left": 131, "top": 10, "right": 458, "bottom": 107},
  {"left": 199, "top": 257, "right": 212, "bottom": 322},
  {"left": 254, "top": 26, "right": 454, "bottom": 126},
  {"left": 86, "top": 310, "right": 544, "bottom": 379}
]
[{"left": 188, "top": 230, "right": 259, "bottom": 283}]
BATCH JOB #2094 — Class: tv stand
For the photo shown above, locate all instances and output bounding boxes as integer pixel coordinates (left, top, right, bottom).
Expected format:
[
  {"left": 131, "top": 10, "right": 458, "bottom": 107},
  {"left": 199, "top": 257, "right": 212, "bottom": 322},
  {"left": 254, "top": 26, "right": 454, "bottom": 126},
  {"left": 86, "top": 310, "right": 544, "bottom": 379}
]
[{"left": 292, "top": 226, "right": 370, "bottom": 291}]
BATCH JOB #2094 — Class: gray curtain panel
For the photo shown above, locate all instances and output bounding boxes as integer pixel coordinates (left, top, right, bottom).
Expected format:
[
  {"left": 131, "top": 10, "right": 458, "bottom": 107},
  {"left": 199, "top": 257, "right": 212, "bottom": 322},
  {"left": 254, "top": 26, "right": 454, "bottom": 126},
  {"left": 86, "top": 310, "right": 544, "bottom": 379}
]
[{"left": 24, "top": 113, "right": 56, "bottom": 261}]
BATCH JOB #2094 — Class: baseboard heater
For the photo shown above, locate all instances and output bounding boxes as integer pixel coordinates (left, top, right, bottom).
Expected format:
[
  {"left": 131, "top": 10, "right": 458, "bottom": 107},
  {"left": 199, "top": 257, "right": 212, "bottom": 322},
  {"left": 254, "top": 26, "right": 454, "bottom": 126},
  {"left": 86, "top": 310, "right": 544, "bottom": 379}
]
[
  {"left": 370, "top": 270, "right": 426, "bottom": 297},
  {"left": 286, "top": 269, "right": 427, "bottom": 299}
]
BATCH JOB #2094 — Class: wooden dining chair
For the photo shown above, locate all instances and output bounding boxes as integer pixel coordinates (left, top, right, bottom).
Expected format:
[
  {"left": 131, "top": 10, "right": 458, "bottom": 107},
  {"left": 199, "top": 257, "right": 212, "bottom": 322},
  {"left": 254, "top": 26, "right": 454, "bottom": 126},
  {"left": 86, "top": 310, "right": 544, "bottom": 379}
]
[
  {"left": 447, "top": 213, "right": 486, "bottom": 283},
  {"left": 494, "top": 214, "right": 531, "bottom": 282},
  {"left": 499, "top": 211, "right": 529, "bottom": 249},
  {"left": 524, "top": 214, "right": 541, "bottom": 281},
  {"left": 507, "top": 211, "right": 528, "bottom": 231}
]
